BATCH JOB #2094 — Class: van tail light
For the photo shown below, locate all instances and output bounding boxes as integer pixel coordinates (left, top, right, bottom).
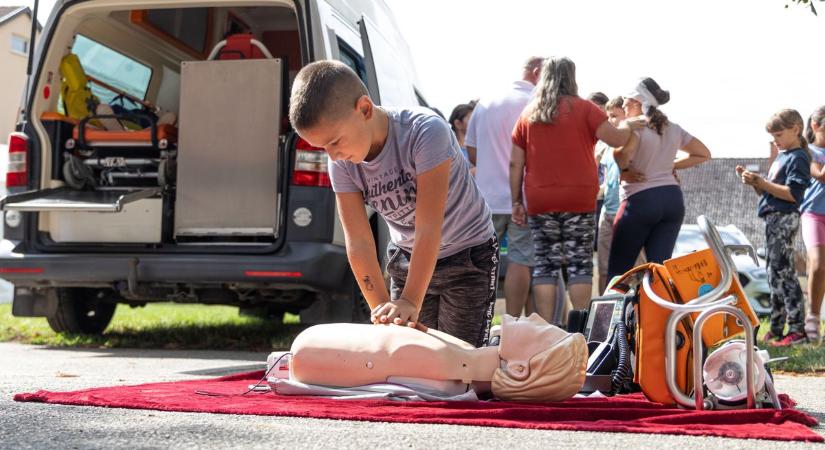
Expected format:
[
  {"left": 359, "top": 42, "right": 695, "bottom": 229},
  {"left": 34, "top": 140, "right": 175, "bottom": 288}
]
[
  {"left": 6, "top": 132, "right": 28, "bottom": 188},
  {"left": 292, "top": 137, "right": 331, "bottom": 187}
]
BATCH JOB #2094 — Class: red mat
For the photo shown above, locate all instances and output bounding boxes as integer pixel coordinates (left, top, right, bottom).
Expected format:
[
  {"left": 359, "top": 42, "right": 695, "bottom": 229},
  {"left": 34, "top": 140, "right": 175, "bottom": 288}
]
[{"left": 14, "top": 371, "right": 822, "bottom": 442}]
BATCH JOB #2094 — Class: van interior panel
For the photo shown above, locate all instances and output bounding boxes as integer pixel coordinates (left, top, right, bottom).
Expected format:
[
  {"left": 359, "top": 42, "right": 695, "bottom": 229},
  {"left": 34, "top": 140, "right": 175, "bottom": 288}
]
[
  {"left": 19, "top": 3, "right": 300, "bottom": 246},
  {"left": 173, "top": 58, "right": 283, "bottom": 240}
]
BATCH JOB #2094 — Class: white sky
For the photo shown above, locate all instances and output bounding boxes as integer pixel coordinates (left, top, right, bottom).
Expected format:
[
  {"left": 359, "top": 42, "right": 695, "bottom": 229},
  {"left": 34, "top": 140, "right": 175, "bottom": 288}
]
[
  {"left": 385, "top": 0, "right": 824, "bottom": 158},
  {"left": 5, "top": 0, "right": 824, "bottom": 158}
]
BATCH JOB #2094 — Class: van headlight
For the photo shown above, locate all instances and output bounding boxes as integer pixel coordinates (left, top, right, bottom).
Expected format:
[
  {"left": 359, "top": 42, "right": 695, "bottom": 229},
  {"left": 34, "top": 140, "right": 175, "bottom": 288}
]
[{"left": 5, "top": 211, "right": 21, "bottom": 228}]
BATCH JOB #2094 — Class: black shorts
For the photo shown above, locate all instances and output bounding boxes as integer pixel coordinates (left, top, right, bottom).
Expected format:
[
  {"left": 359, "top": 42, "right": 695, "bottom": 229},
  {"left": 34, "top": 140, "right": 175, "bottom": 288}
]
[{"left": 386, "top": 237, "right": 499, "bottom": 347}]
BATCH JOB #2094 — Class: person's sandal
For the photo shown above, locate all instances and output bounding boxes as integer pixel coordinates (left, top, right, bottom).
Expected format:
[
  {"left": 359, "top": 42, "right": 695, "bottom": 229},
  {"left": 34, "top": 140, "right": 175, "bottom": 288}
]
[{"left": 805, "top": 315, "right": 822, "bottom": 345}]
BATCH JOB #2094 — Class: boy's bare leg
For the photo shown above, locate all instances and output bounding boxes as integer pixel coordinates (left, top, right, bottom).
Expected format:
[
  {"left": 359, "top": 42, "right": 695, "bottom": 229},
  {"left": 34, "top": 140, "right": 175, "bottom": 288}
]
[
  {"left": 568, "top": 283, "right": 593, "bottom": 311},
  {"left": 533, "top": 284, "right": 557, "bottom": 324},
  {"left": 504, "top": 262, "right": 532, "bottom": 317}
]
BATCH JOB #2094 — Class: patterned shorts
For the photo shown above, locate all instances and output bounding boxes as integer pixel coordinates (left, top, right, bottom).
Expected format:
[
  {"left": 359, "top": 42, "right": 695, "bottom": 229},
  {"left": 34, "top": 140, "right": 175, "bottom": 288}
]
[{"left": 528, "top": 212, "right": 595, "bottom": 285}]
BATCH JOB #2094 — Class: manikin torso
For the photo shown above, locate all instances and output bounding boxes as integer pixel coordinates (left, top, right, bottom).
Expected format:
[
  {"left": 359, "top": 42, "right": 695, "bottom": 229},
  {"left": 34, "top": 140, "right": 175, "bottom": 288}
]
[{"left": 289, "top": 314, "right": 588, "bottom": 402}]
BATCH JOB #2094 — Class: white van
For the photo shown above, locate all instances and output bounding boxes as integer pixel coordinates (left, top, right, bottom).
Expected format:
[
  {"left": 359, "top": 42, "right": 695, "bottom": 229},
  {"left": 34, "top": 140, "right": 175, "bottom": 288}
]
[{"left": 0, "top": 0, "right": 431, "bottom": 333}]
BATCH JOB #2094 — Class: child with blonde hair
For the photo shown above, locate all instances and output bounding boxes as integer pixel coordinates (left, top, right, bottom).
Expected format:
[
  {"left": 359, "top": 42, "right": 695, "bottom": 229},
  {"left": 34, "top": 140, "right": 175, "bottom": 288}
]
[{"left": 736, "top": 109, "right": 811, "bottom": 346}]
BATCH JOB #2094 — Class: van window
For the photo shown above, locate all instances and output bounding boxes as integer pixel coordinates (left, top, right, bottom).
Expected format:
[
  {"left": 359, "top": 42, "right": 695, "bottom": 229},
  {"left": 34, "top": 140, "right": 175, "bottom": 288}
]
[
  {"left": 337, "top": 39, "right": 367, "bottom": 84},
  {"left": 71, "top": 34, "right": 153, "bottom": 104}
]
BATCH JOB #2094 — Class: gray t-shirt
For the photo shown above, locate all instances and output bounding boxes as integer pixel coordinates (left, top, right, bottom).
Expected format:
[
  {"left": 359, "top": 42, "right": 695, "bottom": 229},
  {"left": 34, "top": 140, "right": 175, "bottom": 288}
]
[
  {"left": 329, "top": 108, "right": 494, "bottom": 258},
  {"left": 620, "top": 121, "right": 694, "bottom": 200}
]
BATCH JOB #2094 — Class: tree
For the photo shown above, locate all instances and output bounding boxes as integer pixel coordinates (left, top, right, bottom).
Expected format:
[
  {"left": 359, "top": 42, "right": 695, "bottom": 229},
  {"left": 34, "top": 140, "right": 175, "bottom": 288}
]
[{"left": 787, "top": 0, "right": 824, "bottom": 15}]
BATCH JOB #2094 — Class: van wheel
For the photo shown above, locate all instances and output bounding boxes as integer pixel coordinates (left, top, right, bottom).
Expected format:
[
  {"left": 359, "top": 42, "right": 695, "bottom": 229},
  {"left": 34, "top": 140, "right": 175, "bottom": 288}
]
[{"left": 46, "top": 288, "right": 117, "bottom": 334}]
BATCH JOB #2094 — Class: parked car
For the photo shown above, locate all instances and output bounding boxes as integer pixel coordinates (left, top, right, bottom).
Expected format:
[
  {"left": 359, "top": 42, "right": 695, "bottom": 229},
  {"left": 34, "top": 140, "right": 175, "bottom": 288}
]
[
  {"left": 0, "top": 0, "right": 427, "bottom": 333},
  {"left": 673, "top": 224, "right": 771, "bottom": 318}
]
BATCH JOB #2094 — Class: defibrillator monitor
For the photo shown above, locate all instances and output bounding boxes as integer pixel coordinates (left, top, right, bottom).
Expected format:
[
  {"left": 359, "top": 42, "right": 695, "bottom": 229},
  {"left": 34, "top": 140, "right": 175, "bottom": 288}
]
[{"left": 584, "top": 296, "right": 623, "bottom": 343}]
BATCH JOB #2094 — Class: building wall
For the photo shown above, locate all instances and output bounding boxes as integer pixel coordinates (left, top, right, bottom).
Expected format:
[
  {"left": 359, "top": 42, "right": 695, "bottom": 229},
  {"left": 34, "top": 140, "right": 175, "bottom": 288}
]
[{"left": 0, "top": 14, "right": 38, "bottom": 140}]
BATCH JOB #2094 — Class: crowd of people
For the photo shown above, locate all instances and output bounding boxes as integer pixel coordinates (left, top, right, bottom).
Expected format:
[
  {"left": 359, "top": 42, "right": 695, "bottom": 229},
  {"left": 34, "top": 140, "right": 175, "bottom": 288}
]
[
  {"left": 448, "top": 56, "right": 824, "bottom": 347},
  {"left": 289, "top": 55, "right": 822, "bottom": 351}
]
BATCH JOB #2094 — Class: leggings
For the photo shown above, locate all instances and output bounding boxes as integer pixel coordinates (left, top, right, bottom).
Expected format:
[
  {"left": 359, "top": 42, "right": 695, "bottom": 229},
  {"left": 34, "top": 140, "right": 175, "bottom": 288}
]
[
  {"left": 764, "top": 212, "right": 805, "bottom": 335},
  {"left": 608, "top": 185, "right": 685, "bottom": 278}
]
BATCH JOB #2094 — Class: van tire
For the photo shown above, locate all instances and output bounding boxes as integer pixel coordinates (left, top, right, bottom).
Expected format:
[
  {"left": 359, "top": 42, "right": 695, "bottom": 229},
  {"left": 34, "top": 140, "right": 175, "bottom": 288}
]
[{"left": 46, "top": 288, "right": 117, "bottom": 334}]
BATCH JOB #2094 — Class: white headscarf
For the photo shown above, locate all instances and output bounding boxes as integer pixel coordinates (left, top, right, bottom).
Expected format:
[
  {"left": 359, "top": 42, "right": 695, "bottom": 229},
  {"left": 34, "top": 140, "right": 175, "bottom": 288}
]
[{"left": 626, "top": 79, "right": 659, "bottom": 115}]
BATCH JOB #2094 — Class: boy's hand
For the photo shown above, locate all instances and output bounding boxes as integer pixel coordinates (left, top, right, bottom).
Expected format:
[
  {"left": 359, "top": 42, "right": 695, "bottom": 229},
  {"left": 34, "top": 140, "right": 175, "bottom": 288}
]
[{"left": 371, "top": 298, "right": 423, "bottom": 329}]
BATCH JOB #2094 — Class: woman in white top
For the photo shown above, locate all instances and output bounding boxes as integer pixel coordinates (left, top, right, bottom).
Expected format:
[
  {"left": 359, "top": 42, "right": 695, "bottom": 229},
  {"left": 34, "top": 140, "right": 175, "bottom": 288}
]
[{"left": 607, "top": 77, "right": 711, "bottom": 278}]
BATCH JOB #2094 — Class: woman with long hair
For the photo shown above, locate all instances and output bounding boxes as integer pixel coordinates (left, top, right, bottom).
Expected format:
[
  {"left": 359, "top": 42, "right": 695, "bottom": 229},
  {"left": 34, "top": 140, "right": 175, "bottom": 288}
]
[
  {"left": 509, "top": 56, "right": 641, "bottom": 323},
  {"left": 608, "top": 78, "right": 711, "bottom": 279}
]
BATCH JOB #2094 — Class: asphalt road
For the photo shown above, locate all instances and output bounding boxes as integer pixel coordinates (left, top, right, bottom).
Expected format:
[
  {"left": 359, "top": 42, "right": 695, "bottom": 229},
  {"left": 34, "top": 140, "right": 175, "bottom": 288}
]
[{"left": 0, "top": 342, "right": 822, "bottom": 449}]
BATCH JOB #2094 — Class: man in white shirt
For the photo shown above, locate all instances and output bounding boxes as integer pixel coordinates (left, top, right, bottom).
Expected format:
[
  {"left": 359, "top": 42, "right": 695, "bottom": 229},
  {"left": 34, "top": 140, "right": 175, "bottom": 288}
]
[{"left": 465, "top": 56, "right": 543, "bottom": 317}]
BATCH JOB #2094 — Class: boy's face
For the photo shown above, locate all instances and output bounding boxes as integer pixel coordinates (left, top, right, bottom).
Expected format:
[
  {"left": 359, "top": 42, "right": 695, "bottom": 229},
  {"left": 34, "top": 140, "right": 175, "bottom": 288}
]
[
  {"left": 606, "top": 107, "right": 625, "bottom": 127},
  {"left": 298, "top": 97, "right": 374, "bottom": 163}
]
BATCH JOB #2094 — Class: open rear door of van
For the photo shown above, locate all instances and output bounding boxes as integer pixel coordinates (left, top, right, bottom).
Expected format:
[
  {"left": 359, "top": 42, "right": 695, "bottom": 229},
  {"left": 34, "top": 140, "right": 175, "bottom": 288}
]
[
  {"left": 0, "top": 187, "right": 160, "bottom": 212},
  {"left": 358, "top": 16, "right": 418, "bottom": 107}
]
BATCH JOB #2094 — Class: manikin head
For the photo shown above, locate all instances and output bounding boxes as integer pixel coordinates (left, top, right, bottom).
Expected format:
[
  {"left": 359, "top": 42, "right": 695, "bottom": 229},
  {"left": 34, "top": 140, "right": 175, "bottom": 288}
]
[{"left": 492, "top": 314, "right": 587, "bottom": 402}]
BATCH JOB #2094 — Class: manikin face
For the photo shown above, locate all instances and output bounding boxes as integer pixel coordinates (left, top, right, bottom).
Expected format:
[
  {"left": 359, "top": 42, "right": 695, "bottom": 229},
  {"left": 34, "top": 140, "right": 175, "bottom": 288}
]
[
  {"left": 622, "top": 97, "right": 643, "bottom": 118},
  {"left": 770, "top": 125, "right": 801, "bottom": 151},
  {"left": 606, "top": 107, "right": 625, "bottom": 127},
  {"left": 297, "top": 97, "right": 375, "bottom": 163}
]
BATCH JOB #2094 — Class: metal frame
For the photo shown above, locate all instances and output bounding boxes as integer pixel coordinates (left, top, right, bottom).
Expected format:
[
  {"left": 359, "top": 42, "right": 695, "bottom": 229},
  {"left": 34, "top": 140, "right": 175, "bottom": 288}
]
[{"left": 641, "top": 215, "right": 770, "bottom": 410}]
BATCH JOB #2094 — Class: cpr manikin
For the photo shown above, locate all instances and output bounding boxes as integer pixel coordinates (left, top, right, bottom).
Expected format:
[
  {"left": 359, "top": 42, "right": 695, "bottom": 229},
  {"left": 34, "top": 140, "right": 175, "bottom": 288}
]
[{"left": 284, "top": 314, "right": 588, "bottom": 402}]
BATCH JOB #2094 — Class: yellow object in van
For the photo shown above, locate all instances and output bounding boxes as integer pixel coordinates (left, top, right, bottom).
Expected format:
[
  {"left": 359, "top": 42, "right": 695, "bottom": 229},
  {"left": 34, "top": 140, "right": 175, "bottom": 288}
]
[{"left": 59, "top": 53, "right": 98, "bottom": 120}]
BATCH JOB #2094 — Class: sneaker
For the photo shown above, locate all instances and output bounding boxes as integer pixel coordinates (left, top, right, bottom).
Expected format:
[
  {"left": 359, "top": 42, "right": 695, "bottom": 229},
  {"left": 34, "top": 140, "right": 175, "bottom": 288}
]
[
  {"left": 762, "top": 330, "right": 782, "bottom": 344},
  {"left": 805, "top": 315, "right": 822, "bottom": 344},
  {"left": 769, "top": 332, "right": 808, "bottom": 347}
]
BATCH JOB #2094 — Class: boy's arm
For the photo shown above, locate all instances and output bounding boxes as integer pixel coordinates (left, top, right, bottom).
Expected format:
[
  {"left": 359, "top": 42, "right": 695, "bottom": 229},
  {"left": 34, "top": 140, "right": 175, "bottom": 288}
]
[
  {"left": 400, "top": 160, "right": 450, "bottom": 311},
  {"left": 372, "top": 160, "right": 450, "bottom": 327},
  {"left": 335, "top": 192, "right": 390, "bottom": 311}
]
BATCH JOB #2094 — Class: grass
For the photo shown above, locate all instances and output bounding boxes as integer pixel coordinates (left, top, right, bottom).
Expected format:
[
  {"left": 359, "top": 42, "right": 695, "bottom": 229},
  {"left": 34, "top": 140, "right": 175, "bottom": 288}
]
[
  {"left": 1, "top": 303, "right": 822, "bottom": 375},
  {"left": 0, "top": 303, "right": 306, "bottom": 351},
  {"left": 755, "top": 321, "right": 825, "bottom": 375}
]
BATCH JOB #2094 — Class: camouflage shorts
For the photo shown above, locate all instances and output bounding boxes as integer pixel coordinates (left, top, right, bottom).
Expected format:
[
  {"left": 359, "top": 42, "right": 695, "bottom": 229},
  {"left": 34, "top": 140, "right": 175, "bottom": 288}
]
[{"left": 528, "top": 212, "right": 595, "bottom": 286}]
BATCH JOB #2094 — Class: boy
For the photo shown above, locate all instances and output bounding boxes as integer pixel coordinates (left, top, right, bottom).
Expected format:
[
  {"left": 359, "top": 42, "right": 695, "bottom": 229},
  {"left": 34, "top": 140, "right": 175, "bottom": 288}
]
[{"left": 289, "top": 61, "right": 498, "bottom": 347}]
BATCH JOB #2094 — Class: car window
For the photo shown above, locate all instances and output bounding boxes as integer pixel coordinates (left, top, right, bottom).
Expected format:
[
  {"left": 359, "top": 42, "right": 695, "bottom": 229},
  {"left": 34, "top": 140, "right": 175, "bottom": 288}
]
[
  {"left": 337, "top": 39, "right": 367, "bottom": 85},
  {"left": 71, "top": 34, "right": 153, "bottom": 104}
]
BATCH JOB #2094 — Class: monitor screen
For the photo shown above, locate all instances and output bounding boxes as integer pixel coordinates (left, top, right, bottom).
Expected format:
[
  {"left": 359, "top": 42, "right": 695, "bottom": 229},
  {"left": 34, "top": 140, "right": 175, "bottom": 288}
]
[{"left": 585, "top": 299, "right": 617, "bottom": 343}]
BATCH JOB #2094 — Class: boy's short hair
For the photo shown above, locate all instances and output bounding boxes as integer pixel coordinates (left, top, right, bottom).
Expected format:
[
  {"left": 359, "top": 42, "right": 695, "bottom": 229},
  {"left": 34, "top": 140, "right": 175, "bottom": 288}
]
[
  {"left": 289, "top": 60, "right": 369, "bottom": 131},
  {"left": 605, "top": 96, "right": 624, "bottom": 111}
]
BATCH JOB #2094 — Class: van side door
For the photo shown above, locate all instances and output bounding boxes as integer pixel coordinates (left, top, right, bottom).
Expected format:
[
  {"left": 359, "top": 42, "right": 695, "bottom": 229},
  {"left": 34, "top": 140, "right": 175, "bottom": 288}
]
[{"left": 358, "top": 16, "right": 418, "bottom": 108}]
